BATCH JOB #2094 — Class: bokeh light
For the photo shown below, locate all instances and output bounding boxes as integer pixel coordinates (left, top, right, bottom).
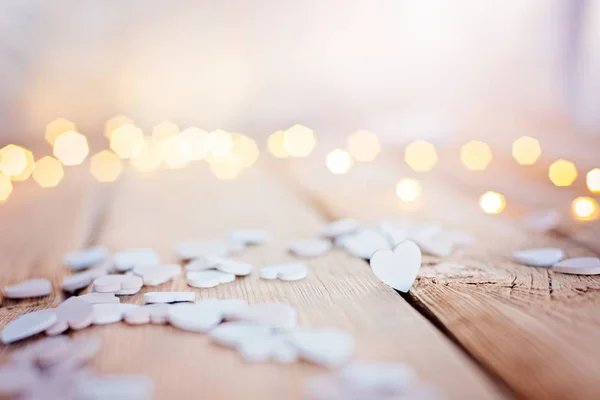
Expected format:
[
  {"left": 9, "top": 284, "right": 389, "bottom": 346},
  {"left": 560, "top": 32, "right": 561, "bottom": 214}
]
[
  {"left": 89, "top": 150, "right": 123, "bottom": 182},
  {"left": 512, "top": 136, "right": 542, "bottom": 165},
  {"left": 396, "top": 178, "right": 421, "bottom": 202},
  {"left": 110, "top": 124, "right": 145, "bottom": 159},
  {"left": 53, "top": 131, "right": 90, "bottom": 166},
  {"left": 45, "top": 118, "right": 76, "bottom": 145},
  {"left": 152, "top": 121, "right": 179, "bottom": 142},
  {"left": 230, "top": 134, "right": 259, "bottom": 168},
  {"left": 207, "top": 130, "right": 233, "bottom": 157},
  {"left": 479, "top": 191, "right": 505, "bottom": 214},
  {"left": 586, "top": 168, "right": 600, "bottom": 193},
  {"left": 548, "top": 159, "right": 578, "bottom": 187},
  {"left": 283, "top": 125, "right": 316, "bottom": 158},
  {"left": 104, "top": 116, "right": 133, "bottom": 139},
  {"left": 32, "top": 156, "right": 64, "bottom": 188},
  {"left": 405, "top": 140, "right": 438, "bottom": 172},
  {"left": 346, "top": 130, "right": 381, "bottom": 162},
  {"left": 161, "top": 135, "right": 191, "bottom": 169},
  {"left": 0, "top": 145, "right": 33, "bottom": 180},
  {"left": 180, "top": 127, "right": 209, "bottom": 161},
  {"left": 0, "top": 173, "right": 13, "bottom": 202},
  {"left": 267, "top": 130, "right": 289, "bottom": 158},
  {"left": 326, "top": 149, "right": 354, "bottom": 174},
  {"left": 209, "top": 161, "right": 243, "bottom": 181},
  {"left": 131, "top": 137, "right": 164, "bottom": 173},
  {"left": 572, "top": 197, "right": 598, "bottom": 221},
  {"left": 461, "top": 140, "right": 493, "bottom": 171}
]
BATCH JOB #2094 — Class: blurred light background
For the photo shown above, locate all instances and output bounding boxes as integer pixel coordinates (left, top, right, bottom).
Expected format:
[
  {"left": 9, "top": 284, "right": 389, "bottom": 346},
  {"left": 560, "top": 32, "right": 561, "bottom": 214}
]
[{"left": 0, "top": 0, "right": 599, "bottom": 149}]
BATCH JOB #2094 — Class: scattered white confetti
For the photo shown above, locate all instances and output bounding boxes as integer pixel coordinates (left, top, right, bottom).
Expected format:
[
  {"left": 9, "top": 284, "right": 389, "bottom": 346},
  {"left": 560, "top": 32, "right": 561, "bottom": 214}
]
[
  {"left": 168, "top": 303, "right": 223, "bottom": 333},
  {"left": 144, "top": 291, "right": 196, "bottom": 304},
  {"left": 210, "top": 321, "right": 273, "bottom": 348},
  {"left": 260, "top": 262, "right": 308, "bottom": 281},
  {"left": 77, "top": 293, "right": 120, "bottom": 304},
  {"left": 93, "top": 304, "right": 138, "bottom": 325},
  {"left": 46, "top": 297, "right": 95, "bottom": 335},
  {"left": 186, "top": 270, "right": 235, "bottom": 288},
  {"left": 551, "top": 257, "right": 600, "bottom": 275},
  {"left": 63, "top": 246, "right": 109, "bottom": 271},
  {"left": 414, "top": 233, "right": 454, "bottom": 257},
  {"left": 286, "top": 327, "right": 354, "bottom": 368},
  {"left": 339, "top": 361, "right": 415, "bottom": 393},
  {"left": 132, "top": 264, "right": 182, "bottom": 286},
  {"left": 228, "top": 229, "right": 268, "bottom": 245},
  {"left": 185, "top": 257, "right": 221, "bottom": 272},
  {"left": 113, "top": 248, "right": 160, "bottom": 272},
  {"left": 144, "top": 304, "right": 171, "bottom": 324},
  {"left": 289, "top": 239, "right": 332, "bottom": 258},
  {"left": 228, "top": 302, "right": 297, "bottom": 329},
  {"left": 317, "top": 219, "right": 360, "bottom": 239},
  {"left": 342, "top": 229, "right": 391, "bottom": 259},
  {"left": 3, "top": 279, "right": 52, "bottom": 299},
  {"left": 124, "top": 307, "right": 151, "bottom": 325},
  {"left": 1, "top": 310, "right": 58, "bottom": 344},
  {"left": 214, "top": 258, "right": 253, "bottom": 276},
  {"left": 93, "top": 275, "right": 143, "bottom": 293},
  {"left": 513, "top": 247, "right": 564, "bottom": 267},
  {"left": 176, "top": 240, "right": 229, "bottom": 261},
  {"left": 370, "top": 241, "right": 422, "bottom": 293}
]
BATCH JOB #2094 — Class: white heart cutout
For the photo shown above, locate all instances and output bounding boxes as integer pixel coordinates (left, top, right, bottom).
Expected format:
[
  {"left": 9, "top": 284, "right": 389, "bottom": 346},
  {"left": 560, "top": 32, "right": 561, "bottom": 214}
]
[{"left": 369, "top": 240, "right": 422, "bottom": 293}]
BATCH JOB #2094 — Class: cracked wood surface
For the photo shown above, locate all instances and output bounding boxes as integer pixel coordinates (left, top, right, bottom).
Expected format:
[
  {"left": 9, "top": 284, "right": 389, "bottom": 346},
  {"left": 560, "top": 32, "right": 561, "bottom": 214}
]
[
  {"left": 0, "top": 164, "right": 502, "bottom": 400},
  {"left": 283, "top": 155, "right": 600, "bottom": 400}
]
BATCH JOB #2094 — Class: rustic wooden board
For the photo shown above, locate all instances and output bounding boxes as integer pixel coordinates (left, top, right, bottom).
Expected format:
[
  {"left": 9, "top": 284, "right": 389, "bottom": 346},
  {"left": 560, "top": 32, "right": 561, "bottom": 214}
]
[
  {"left": 0, "top": 164, "right": 502, "bottom": 400},
  {"left": 282, "top": 155, "right": 600, "bottom": 400}
]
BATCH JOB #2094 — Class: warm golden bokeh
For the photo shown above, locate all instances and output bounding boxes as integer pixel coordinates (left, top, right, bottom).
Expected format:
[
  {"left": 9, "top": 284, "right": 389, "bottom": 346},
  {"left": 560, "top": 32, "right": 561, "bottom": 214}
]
[
  {"left": 0, "top": 173, "right": 13, "bottom": 202},
  {"left": 230, "top": 134, "right": 259, "bottom": 168},
  {"left": 131, "top": 137, "right": 164, "bottom": 173},
  {"left": 479, "top": 191, "right": 506, "bottom": 214},
  {"left": 32, "top": 156, "right": 64, "bottom": 188},
  {"left": 267, "top": 130, "right": 289, "bottom": 158},
  {"left": 283, "top": 125, "right": 316, "bottom": 158},
  {"left": 461, "top": 140, "right": 493, "bottom": 171},
  {"left": 209, "top": 160, "right": 243, "bottom": 181},
  {"left": 45, "top": 118, "right": 77, "bottom": 145},
  {"left": 395, "top": 178, "right": 421, "bottom": 202},
  {"left": 89, "top": 150, "right": 123, "bottom": 182},
  {"left": 405, "top": 140, "right": 438, "bottom": 172},
  {"left": 548, "top": 159, "right": 578, "bottom": 187},
  {"left": 326, "top": 149, "right": 354, "bottom": 174},
  {"left": 512, "top": 136, "right": 542, "bottom": 165},
  {"left": 346, "top": 130, "right": 381, "bottom": 162},
  {"left": 586, "top": 168, "right": 600, "bottom": 193},
  {"left": 0, "top": 145, "right": 34, "bottom": 181},
  {"left": 207, "top": 130, "right": 233, "bottom": 158},
  {"left": 104, "top": 116, "right": 133, "bottom": 139},
  {"left": 152, "top": 121, "right": 180, "bottom": 142},
  {"left": 572, "top": 196, "right": 598, "bottom": 221},
  {"left": 180, "top": 127, "right": 209, "bottom": 161},
  {"left": 161, "top": 135, "right": 191, "bottom": 169},
  {"left": 53, "top": 131, "right": 90, "bottom": 166},
  {"left": 110, "top": 124, "right": 145, "bottom": 159}
]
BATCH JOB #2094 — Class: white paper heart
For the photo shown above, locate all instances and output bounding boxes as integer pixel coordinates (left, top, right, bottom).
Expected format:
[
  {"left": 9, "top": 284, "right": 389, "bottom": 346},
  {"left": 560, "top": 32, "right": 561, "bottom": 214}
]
[
  {"left": 259, "top": 262, "right": 308, "bottom": 281},
  {"left": 343, "top": 229, "right": 391, "bottom": 259},
  {"left": 285, "top": 327, "right": 354, "bottom": 368},
  {"left": 513, "top": 247, "right": 564, "bottom": 267},
  {"left": 551, "top": 257, "right": 600, "bottom": 275},
  {"left": 369, "top": 240, "right": 422, "bottom": 292}
]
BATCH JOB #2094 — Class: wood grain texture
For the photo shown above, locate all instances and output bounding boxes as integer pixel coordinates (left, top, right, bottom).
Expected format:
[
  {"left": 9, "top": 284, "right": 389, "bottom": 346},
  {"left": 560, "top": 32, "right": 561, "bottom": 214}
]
[
  {"left": 0, "top": 164, "right": 503, "bottom": 400},
  {"left": 282, "top": 156, "right": 600, "bottom": 400}
]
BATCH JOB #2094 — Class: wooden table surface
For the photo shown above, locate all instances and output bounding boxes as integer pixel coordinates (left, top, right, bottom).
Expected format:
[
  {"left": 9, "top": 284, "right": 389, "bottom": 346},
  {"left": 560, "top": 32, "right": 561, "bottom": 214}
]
[{"left": 0, "top": 140, "right": 599, "bottom": 400}]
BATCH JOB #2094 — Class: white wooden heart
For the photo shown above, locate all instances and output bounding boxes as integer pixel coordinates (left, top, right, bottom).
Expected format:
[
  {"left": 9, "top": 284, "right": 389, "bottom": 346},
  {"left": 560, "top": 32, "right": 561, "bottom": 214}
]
[{"left": 369, "top": 240, "right": 422, "bottom": 293}]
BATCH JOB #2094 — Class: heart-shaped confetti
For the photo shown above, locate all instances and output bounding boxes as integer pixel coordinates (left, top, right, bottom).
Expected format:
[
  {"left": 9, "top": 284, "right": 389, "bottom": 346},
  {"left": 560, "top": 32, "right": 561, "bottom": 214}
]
[
  {"left": 143, "top": 292, "right": 195, "bottom": 304},
  {"left": 132, "top": 264, "right": 181, "bottom": 286},
  {"left": 370, "top": 240, "right": 422, "bottom": 292},
  {"left": 2, "top": 310, "right": 58, "bottom": 344},
  {"left": 3, "top": 279, "right": 52, "bottom": 299},
  {"left": 62, "top": 267, "right": 108, "bottom": 293},
  {"left": 176, "top": 240, "right": 229, "bottom": 261},
  {"left": 77, "top": 292, "right": 120, "bottom": 304},
  {"left": 288, "top": 239, "right": 332, "bottom": 258},
  {"left": 46, "top": 297, "right": 95, "bottom": 335},
  {"left": 168, "top": 303, "right": 223, "bottom": 333},
  {"left": 213, "top": 258, "right": 253, "bottom": 276},
  {"left": 228, "top": 229, "right": 268, "bottom": 245},
  {"left": 551, "top": 257, "right": 600, "bottom": 275},
  {"left": 144, "top": 304, "right": 171, "bottom": 324},
  {"left": 513, "top": 247, "right": 564, "bottom": 267},
  {"left": 317, "top": 219, "right": 360, "bottom": 239},
  {"left": 93, "top": 304, "right": 139, "bottom": 325},
  {"left": 186, "top": 270, "right": 235, "bottom": 288},
  {"left": 210, "top": 321, "right": 273, "bottom": 348},
  {"left": 228, "top": 303, "right": 297, "bottom": 329},
  {"left": 93, "top": 275, "right": 143, "bottom": 293},
  {"left": 259, "top": 262, "right": 308, "bottom": 281},
  {"left": 124, "top": 307, "right": 151, "bottom": 325},
  {"left": 63, "top": 246, "right": 109, "bottom": 271},
  {"left": 414, "top": 233, "right": 454, "bottom": 257},
  {"left": 285, "top": 327, "right": 354, "bottom": 368},
  {"left": 342, "top": 229, "right": 391, "bottom": 259},
  {"left": 113, "top": 248, "right": 160, "bottom": 272}
]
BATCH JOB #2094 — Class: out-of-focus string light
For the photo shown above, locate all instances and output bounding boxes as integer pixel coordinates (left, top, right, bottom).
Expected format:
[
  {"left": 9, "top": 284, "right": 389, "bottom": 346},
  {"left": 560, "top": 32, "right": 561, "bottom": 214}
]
[
  {"left": 548, "top": 159, "right": 577, "bottom": 187},
  {"left": 53, "top": 131, "right": 89, "bottom": 166},
  {"left": 152, "top": 121, "right": 179, "bottom": 142},
  {"left": 586, "top": 168, "right": 600, "bottom": 193},
  {"left": 461, "top": 140, "right": 493, "bottom": 171},
  {"left": 283, "top": 125, "right": 316, "bottom": 158},
  {"left": 396, "top": 178, "right": 421, "bottom": 202},
  {"left": 45, "top": 118, "right": 76, "bottom": 145},
  {"left": 572, "top": 196, "right": 598, "bottom": 221},
  {"left": 89, "top": 150, "right": 122, "bottom": 182},
  {"left": 209, "top": 161, "right": 243, "bottom": 181},
  {"left": 161, "top": 135, "right": 191, "bottom": 169},
  {"left": 326, "top": 149, "right": 354, "bottom": 174},
  {"left": 230, "top": 134, "right": 259, "bottom": 168},
  {"left": 104, "top": 116, "right": 133, "bottom": 140},
  {"left": 267, "top": 130, "right": 289, "bottom": 158},
  {"left": 479, "top": 191, "right": 505, "bottom": 214},
  {"left": 346, "top": 130, "right": 380, "bottom": 162},
  {"left": 405, "top": 140, "right": 438, "bottom": 172},
  {"left": 180, "top": 127, "right": 209, "bottom": 161},
  {"left": 207, "top": 130, "right": 233, "bottom": 158},
  {"left": 512, "top": 136, "right": 541, "bottom": 165},
  {"left": 32, "top": 156, "right": 64, "bottom": 188},
  {"left": 0, "top": 173, "right": 13, "bottom": 202},
  {"left": 0, "top": 145, "right": 34, "bottom": 180},
  {"left": 131, "top": 137, "right": 164, "bottom": 173},
  {"left": 110, "top": 124, "right": 145, "bottom": 159}
]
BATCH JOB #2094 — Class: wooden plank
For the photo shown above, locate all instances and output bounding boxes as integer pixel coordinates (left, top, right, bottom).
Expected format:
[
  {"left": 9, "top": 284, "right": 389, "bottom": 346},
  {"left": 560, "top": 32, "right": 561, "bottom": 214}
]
[
  {"left": 282, "top": 156, "right": 600, "bottom": 400},
  {"left": 74, "top": 164, "right": 502, "bottom": 400}
]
